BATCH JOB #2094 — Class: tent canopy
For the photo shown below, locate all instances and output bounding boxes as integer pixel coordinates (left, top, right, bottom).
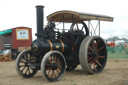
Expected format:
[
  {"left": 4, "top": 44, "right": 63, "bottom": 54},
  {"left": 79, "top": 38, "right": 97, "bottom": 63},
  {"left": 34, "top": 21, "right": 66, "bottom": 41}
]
[{"left": 0, "top": 29, "right": 12, "bottom": 35}]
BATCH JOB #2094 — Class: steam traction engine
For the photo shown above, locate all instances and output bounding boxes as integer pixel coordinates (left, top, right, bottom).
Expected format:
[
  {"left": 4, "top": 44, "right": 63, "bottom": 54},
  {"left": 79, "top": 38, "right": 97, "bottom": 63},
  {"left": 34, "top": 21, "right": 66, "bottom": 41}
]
[{"left": 16, "top": 6, "right": 113, "bottom": 82}]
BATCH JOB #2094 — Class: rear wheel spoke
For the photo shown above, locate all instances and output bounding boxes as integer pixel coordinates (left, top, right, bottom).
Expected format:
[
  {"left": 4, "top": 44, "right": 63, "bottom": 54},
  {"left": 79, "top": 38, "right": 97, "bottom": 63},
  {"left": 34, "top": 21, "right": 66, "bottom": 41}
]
[
  {"left": 95, "top": 60, "right": 102, "bottom": 67},
  {"left": 98, "top": 56, "right": 105, "bottom": 59},
  {"left": 97, "top": 47, "right": 104, "bottom": 52},
  {"left": 94, "top": 62, "right": 97, "bottom": 71}
]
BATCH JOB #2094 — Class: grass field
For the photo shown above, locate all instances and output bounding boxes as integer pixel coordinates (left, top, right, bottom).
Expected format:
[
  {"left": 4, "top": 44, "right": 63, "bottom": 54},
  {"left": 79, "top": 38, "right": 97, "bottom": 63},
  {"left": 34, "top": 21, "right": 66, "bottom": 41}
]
[{"left": 108, "top": 51, "right": 128, "bottom": 59}]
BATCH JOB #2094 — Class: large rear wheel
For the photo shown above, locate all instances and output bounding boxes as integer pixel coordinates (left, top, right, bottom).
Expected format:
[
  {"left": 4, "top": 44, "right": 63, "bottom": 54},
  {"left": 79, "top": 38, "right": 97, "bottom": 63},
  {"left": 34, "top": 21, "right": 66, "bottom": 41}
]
[{"left": 79, "top": 36, "right": 107, "bottom": 74}]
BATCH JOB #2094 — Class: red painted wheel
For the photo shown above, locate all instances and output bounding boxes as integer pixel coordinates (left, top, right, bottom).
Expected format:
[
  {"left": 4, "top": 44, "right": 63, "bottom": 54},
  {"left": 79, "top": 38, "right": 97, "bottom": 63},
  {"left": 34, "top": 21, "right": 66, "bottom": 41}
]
[
  {"left": 79, "top": 36, "right": 107, "bottom": 74},
  {"left": 41, "top": 51, "right": 66, "bottom": 82}
]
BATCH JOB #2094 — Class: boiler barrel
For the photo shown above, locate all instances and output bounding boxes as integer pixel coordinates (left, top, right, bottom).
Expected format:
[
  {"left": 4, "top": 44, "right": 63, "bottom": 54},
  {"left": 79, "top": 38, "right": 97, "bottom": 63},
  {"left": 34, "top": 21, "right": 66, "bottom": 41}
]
[
  {"left": 47, "top": 39, "right": 71, "bottom": 53},
  {"left": 31, "top": 39, "right": 72, "bottom": 56}
]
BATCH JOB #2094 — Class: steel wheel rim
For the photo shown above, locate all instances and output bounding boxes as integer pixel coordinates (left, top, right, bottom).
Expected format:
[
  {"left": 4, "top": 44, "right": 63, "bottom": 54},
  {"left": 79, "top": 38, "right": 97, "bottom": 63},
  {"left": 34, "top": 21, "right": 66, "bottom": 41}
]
[
  {"left": 17, "top": 51, "right": 37, "bottom": 77},
  {"left": 44, "top": 53, "right": 65, "bottom": 81},
  {"left": 87, "top": 38, "right": 107, "bottom": 73}
]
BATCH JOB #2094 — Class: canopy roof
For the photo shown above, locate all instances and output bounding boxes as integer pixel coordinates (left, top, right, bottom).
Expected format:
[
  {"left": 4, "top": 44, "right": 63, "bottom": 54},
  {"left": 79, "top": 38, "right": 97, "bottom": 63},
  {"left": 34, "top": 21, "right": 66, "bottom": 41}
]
[
  {"left": 47, "top": 10, "right": 113, "bottom": 23},
  {"left": 0, "top": 29, "right": 12, "bottom": 35}
]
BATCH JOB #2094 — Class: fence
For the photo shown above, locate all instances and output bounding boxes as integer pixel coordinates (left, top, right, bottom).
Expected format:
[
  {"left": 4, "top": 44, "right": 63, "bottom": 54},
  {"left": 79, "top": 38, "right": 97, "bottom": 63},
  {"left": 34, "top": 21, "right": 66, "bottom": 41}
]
[{"left": 107, "top": 46, "right": 128, "bottom": 58}]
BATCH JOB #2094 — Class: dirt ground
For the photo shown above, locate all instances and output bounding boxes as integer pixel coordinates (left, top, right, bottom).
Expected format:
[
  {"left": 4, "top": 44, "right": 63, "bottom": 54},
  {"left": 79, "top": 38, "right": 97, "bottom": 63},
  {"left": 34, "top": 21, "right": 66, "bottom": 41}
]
[{"left": 0, "top": 59, "right": 128, "bottom": 85}]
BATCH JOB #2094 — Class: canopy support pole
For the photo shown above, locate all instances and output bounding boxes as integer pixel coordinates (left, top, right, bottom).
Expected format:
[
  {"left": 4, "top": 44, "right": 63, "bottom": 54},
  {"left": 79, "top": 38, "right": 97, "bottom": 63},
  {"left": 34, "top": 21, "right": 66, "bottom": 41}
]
[
  {"left": 99, "top": 20, "right": 100, "bottom": 36},
  {"left": 88, "top": 20, "right": 101, "bottom": 36}
]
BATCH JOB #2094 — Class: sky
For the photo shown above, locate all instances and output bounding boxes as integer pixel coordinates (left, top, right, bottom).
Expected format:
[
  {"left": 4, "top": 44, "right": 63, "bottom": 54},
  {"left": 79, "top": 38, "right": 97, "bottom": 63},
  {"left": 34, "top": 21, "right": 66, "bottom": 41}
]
[{"left": 0, "top": 0, "right": 128, "bottom": 40}]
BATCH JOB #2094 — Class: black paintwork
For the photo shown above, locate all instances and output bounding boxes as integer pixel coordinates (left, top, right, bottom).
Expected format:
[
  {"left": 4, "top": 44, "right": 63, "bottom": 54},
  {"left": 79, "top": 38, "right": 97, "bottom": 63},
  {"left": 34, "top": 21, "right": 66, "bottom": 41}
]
[{"left": 30, "top": 6, "right": 89, "bottom": 70}]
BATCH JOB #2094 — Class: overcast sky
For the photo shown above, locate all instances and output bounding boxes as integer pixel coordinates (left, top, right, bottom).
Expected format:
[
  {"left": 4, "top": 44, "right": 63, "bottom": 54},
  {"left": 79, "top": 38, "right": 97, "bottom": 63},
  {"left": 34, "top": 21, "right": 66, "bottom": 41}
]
[{"left": 0, "top": 0, "right": 128, "bottom": 40}]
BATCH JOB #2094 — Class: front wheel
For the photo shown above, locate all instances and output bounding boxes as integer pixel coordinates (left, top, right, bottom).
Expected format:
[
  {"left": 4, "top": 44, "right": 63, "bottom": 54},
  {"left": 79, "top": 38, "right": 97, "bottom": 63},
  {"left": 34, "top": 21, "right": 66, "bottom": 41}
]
[{"left": 41, "top": 51, "right": 66, "bottom": 82}]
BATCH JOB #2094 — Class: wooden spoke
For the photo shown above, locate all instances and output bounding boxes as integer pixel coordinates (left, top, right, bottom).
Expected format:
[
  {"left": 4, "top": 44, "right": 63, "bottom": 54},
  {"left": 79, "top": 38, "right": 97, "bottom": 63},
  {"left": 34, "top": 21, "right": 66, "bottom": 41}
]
[
  {"left": 48, "top": 59, "right": 52, "bottom": 64},
  {"left": 56, "top": 58, "right": 60, "bottom": 62},
  {"left": 47, "top": 69, "right": 51, "bottom": 77},
  {"left": 27, "top": 53, "right": 31, "bottom": 61},
  {"left": 23, "top": 55, "right": 27, "bottom": 61},
  {"left": 20, "top": 60, "right": 26, "bottom": 63},
  {"left": 46, "top": 67, "right": 51, "bottom": 70},
  {"left": 89, "top": 59, "right": 94, "bottom": 67},
  {"left": 94, "top": 63, "right": 97, "bottom": 71},
  {"left": 54, "top": 56, "right": 57, "bottom": 63},
  {"left": 95, "top": 59, "right": 102, "bottom": 67},
  {"left": 89, "top": 46, "right": 94, "bottom": 51},
  {"left": 98, "top": 56, "right": 105, "bottom": 59},
  {"left": 51, "top": 70, "right": 55, "bottom": 78},
  {"left": 56, "top": 69, "right": 60, "bottom": 74},
  {"left": 58, "top": 66, "right": 62, "bottom": 70},
  {"left": 28, "top": 67, "right": 31, "bottom": 74},
  {"left": 51, "top": 56, "right": 53, "bottom": 63},
  {"left": 20, "top": 65, "right": 25, "bottom": 67},
  {"left": 97, "top": 47, "right": 104, "bottom": 52},
  {"left": 92, "top": 40, "right": 96, "bottom": 50},
  {"left": 45, "top": 63, "right": 49, "bottom": 66},
  {"left": 25, "top": 67, "right": 29, "bottom": 75},
  {"left": 21, "top": 66, "right": 26, "bottom": 72},
  {"left": 88, "top": 52, "right": 91, "bottom": 55},
  {"left": 95, "top": 40, "right": 100, "bottom": 49},
  {"left": 88, "top": 57, "right": 93, "bottom": 61}
]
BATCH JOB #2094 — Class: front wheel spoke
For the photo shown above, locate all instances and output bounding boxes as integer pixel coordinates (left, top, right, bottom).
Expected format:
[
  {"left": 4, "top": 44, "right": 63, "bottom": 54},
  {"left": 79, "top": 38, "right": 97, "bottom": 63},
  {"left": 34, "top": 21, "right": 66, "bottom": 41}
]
[
  {"left": 58, "top": 65, "right": 62, "bottom": 70},
  {"left": 95, "top": 59, "right": 102, "bottom": 67},
  {"left": 88, "top": 57, "right": 93, "bottom": 61},
  {"left": 48, "top": 60, "right": 52, "bottom": 64},
  {"left": 25, "top": 67, "right": 29, "bottom": 75},
  {"left": 89, "top": 46, "right": 94, "bottom": 51},
  {"left": 51, "top": 70, "right": 55, "bottom": 78},
  {"left": 56, "top": 58, "right": 60, "bottom": 63},
  {"left": 54, "top": 56, "right": 57, "bottom": 63},
  {"left": 46, "top": 67, "right": 51, "bottom": 70},
  {"left": 88, "top": 52, "right": 91, "bottom": 55},
  {"left": 47, "top": 69, "right": 51, "bottom": 77},
  {"left": 56, "top": 69, "right": 60, "bottom": 74}
]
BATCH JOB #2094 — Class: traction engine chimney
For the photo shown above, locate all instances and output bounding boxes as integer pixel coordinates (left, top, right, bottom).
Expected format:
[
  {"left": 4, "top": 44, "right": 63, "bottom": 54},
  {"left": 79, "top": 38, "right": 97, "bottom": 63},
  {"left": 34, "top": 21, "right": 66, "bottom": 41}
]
[{"left": 36, "top": 5, "right": 45, "bottom": 40}]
